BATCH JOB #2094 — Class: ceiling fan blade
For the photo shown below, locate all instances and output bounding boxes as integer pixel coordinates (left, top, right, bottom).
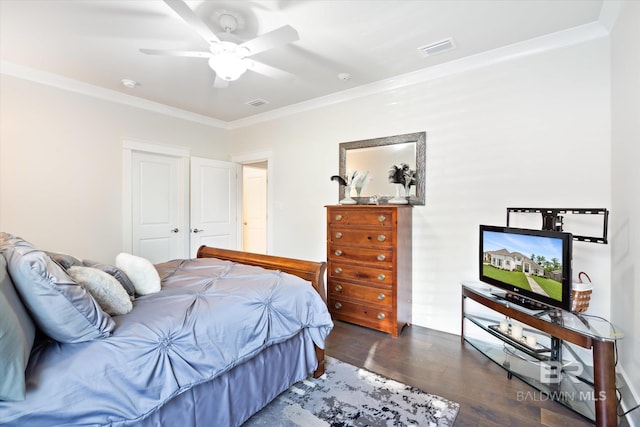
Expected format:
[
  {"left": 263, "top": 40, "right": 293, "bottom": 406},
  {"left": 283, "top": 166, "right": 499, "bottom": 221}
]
[
  {"left": 247, "top": 60, "right": 296, "bottom": 81},
  {"left": 140, "top": 48, "right": 211, "bottom": 58},
  {"left": 163, "top": 0, "right": 221, "bottom": 45},
  {"left": 240, "top": 25, "right": 299, "bottom": 56},
  {"left": 213, "top": 75, "right": 230, "bottom": 88}
]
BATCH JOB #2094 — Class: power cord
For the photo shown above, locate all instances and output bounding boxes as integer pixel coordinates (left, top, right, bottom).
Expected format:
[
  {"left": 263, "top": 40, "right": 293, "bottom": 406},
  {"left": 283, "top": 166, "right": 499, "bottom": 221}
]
[
  {"left": 579, "top": 314, "right": 640, "bottom": 418},
  {"left": 618, "top": 402, "right": 640, "bottom": 417}
]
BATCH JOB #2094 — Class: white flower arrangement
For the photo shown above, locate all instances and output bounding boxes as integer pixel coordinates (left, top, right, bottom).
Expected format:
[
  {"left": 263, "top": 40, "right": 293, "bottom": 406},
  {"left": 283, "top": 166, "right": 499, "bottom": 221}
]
[
  {"left": 353, "top": 171, "right": 370, "bottom": 197},
  {"left": 331, "top": 170, "right": 369, "bottom": 204}
]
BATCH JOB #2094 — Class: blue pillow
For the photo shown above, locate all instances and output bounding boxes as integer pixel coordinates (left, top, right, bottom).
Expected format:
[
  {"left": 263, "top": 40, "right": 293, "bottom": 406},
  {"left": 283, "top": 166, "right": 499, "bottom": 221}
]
[
  {"left": 0, "top": 254, "right": 35, "bottom": 401},
  {"left": 46, "top": 251, "right": 83, "bottom": 270},
  {"left": 0, "top": 233, "right": 114, "bottom": 343},
  {"left": 82, "top": 259, "right": 136, "bottom": 297}
]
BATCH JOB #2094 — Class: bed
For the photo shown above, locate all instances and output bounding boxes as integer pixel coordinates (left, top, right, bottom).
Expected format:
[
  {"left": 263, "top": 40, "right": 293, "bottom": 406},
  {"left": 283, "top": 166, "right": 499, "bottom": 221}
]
[{"left": 0, "top": 233, "right": 333, "bottom": 427}]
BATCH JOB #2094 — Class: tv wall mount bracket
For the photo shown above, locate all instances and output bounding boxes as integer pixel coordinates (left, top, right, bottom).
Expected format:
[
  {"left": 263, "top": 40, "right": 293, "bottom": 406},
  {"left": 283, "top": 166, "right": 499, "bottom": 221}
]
[{"left": 506, "top": 207, "right": 609, "bottom": 244}]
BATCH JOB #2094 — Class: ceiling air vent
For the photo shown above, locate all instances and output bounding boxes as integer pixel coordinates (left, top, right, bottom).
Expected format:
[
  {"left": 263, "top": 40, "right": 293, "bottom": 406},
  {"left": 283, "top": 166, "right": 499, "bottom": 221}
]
[
  {"left": 246, "top": 98, "right": 269, "bottom": 107},
  {"left": 417, "top": 37, "right": 456, "bottom": 57}
]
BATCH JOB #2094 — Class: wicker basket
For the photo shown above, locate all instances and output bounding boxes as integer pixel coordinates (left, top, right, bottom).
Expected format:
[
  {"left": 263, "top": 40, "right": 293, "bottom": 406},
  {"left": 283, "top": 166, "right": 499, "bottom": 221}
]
[{"left": 571, "top": 272, "right": 592, "bottom": 313}]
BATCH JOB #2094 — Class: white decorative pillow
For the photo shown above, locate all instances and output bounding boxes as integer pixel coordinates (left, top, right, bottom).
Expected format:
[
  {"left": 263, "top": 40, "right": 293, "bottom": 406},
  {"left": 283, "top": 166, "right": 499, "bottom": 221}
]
[
  {"left": 115, "top": 253, "right": 161, "bottom": 296},
  {"left": 67, "top": 267, "right": 133, "bottom": 316}
]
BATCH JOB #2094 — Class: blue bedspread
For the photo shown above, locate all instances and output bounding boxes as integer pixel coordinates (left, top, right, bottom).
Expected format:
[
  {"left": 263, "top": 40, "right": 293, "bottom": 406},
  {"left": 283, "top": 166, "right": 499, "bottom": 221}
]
[{"left": 0, "top": 258, "right": 333, "bottom": 426}]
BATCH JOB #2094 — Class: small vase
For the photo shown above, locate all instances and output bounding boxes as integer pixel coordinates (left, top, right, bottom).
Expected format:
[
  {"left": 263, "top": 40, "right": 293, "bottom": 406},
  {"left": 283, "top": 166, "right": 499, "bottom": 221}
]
[
  {"left": 388, "top": 183, "right": 408, "bottom": 204},
  {"left": 339, "top": 185, "right": 357, "bottom": 205}
]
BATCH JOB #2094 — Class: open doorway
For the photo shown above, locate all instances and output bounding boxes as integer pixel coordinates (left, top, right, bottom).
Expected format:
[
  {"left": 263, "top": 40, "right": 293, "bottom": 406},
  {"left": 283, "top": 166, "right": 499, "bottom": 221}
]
[{"left": 241, "top": 161, "right": 268, "bottom": 254}]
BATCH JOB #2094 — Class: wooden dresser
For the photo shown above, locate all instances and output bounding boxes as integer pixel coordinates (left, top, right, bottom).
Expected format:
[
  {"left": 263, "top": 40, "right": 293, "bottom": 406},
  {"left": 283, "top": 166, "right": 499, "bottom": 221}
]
[{"left": 326, "top": 205, "right": 412, "bottom": 337}]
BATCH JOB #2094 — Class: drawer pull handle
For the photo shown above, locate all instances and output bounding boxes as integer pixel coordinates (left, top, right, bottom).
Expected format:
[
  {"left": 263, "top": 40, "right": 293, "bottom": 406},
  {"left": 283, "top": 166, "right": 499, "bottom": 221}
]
[
  {"left": 335, "top": 232, "right": 343, "bottom": 239},
  {"left": 377, "top": 313, "right": 386, "bottom": 320},
  {"left": 377, "top": 273, "right": 386, "bottom": 281},
  {"left": 335, "top": 284, "right": 343, "bottom": 292},
  {"left": 334, "top": 302, "right": 342, "bottom": 310},
  {"left": 334, "top": 250, "right": 343, "bottom": 256},
  {"left": 378, "top": 215, "right": 386, "bottom": 222},
  {"left": 377, "top": 254, "right": 386, "bottom": 261},
  {"left": 377, "top": 235, "right": 386, "bottom": 242},
  {"left": 335, "top": 214, "right": 343, "bottom": 221},
  {"left": 377, "top": 293, "right": 386, "bottom": 301},
  {"left": 335, "top": 267, "right": 343, "bottom": 274}
]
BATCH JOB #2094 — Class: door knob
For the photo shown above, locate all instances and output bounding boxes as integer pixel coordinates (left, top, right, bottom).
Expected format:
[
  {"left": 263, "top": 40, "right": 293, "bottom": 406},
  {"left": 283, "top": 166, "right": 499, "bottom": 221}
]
[
  {"left": 192, "top": 228, "right": 204, "bottom": 233},
  {"left": 170, "top": 228, "right": 179, "bottom": 233}
]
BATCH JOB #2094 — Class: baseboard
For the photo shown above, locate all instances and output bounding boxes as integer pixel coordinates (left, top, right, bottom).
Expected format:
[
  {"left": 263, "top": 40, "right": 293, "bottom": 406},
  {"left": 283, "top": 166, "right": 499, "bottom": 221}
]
[{"left": 618, "top": 366, "right": 640, "bottom": 427}]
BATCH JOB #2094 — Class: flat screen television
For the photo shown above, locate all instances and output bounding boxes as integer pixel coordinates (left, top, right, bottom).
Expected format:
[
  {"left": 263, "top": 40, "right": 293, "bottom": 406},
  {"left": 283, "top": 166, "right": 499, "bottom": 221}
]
[{"left": 479, "top": 225, "right": 573, "bottom": 311}]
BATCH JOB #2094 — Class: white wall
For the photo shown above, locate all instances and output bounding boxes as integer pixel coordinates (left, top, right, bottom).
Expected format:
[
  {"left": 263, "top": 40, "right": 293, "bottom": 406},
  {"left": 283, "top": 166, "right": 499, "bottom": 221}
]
[
  {"left": 2, "top": 8, "right": 636, "bottom": 421},
  {"left": 231, "top": 36, "right": 612, "bottom": 334},
  {"left": 610, "top": 1, "right": 640, "bottom": 422},
  {"left": 0, "top": 75, "right": 230, "bottom": 262}
]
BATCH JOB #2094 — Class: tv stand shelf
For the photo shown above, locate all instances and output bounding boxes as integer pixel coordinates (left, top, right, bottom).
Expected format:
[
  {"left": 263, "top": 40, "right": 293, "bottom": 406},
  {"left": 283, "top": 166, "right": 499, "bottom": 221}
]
[
  {"left": 486, "top": 324, "right": 552, "bottom": 355},
  {"left": 462, "top": 282, "right": 623, "bottom": 427}
]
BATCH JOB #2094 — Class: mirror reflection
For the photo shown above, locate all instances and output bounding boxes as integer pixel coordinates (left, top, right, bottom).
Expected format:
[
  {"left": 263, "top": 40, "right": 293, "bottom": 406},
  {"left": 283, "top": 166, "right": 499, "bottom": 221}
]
[
  {"left": 338, "top": 131, "right": 426, "bottom": 205},
  {"left": 345, "top": 143, "right": 416, "bottom": 197}
]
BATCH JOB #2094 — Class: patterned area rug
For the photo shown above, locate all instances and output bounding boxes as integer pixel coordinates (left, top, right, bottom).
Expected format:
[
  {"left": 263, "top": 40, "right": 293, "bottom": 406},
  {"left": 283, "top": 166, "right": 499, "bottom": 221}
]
[{"left": 244, "top": 356, "right": 459, "bottom": 426}]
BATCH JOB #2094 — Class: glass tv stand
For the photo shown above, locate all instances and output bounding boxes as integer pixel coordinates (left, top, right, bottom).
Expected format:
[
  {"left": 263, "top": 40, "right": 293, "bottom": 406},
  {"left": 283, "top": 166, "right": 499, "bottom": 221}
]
[{"left": 461, "top": 281, "right": 623, "bottom": 426}]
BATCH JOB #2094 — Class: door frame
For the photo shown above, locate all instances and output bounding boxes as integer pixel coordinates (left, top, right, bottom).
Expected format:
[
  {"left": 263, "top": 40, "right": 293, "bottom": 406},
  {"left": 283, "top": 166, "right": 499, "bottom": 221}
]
[
  {"left": 232, "top": 150, "right": 273, "bottom": 254},
  {"left": 122, "top": 139, "right": 190, "bottom": 255}
]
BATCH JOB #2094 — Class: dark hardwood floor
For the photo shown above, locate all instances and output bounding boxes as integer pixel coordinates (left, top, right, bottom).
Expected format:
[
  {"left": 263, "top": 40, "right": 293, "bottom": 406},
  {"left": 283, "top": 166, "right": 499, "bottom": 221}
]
[{"left": 325, "top": 320, "right": 595, "bottom": 427}]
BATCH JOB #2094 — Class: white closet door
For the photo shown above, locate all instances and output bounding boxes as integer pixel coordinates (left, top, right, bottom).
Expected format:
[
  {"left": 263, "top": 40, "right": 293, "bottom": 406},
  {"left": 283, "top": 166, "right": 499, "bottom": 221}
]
[
  {"left": 190, "top": 157, "right": 239, "bottom": 256},
  {"left": 131, "top": 151, "right": 188, "bottom": 263}
]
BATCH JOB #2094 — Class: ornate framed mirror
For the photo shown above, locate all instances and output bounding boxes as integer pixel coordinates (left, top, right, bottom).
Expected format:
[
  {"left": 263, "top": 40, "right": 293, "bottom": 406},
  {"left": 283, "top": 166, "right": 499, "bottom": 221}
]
[{"left": 338, "top": 131, "right": 426, "bottom": 205}]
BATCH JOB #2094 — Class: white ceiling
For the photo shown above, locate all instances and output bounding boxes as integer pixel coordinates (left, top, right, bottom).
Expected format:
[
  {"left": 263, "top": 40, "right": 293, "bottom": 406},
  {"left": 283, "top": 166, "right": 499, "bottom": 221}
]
[{"left": 0, "top": 0, "right": 605, "bottom": 124}]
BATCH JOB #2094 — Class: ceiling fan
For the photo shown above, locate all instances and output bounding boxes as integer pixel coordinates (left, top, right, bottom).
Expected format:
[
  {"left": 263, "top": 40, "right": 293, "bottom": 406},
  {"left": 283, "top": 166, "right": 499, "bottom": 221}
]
[{"left": 140, "top": 0, "right": 299, "bottom": 88}]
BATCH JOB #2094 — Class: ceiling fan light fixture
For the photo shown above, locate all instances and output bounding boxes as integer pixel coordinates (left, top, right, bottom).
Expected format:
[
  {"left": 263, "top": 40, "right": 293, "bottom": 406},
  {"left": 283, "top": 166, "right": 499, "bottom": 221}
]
[
  {"left": 145, "top": 0, "right": 298, "bottom": 85},
  {"left": 208, "top": 54, "right": 248, "bottom": 81}
]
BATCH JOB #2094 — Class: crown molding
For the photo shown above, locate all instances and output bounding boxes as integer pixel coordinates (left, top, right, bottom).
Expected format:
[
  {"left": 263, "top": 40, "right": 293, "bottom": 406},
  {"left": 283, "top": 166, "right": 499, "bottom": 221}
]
[
  {"left": 0, "top": 60, "right": 229, "bottom": 130},
  {"left": 2, "top": 20, "right": 608, "bottom": 132},
  {"left": 228, "top": 21, "right": 608, "bottom": 129},
  {"left": 598, "top": 0, "right": 623, "bottom": 33}
]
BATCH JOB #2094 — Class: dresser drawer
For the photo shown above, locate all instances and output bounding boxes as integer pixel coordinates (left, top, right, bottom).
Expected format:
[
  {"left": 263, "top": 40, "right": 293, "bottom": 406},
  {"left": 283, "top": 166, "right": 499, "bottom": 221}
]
[
  {"left": 328, "top": 244, "right": 393, "bottom": 267},
  {"left": 328, "top": 297, "right": 393, "bottom": 327},
  {"left": 325, "top": 205, "right": 412, "bottom": 338},
  {"left": 328, "top": 227, "right": 392, "bottom": 247},
  {"left": 328, "top": 281, "right": 393, "bottom": 307},
  {"left": 328, "top": 208, "right": 393, "bottom": 228},
  {"left": 328, "top": 261, "right": 393, "bottom": 285}
]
